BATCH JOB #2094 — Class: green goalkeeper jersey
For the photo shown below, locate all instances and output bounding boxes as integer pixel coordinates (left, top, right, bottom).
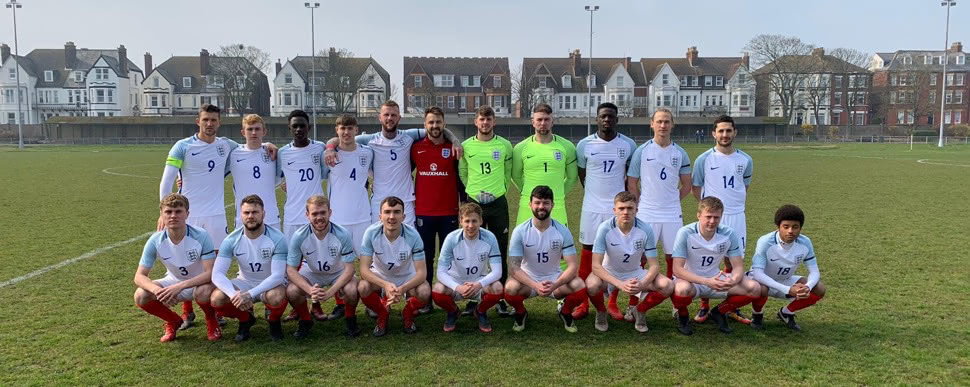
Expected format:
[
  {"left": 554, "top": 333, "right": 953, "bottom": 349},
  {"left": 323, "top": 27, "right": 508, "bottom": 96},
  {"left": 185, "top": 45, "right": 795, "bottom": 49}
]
[
  {"left": 512, "top": 134, "right": 578, "bottom": 226},
  {"left": 458, "top": 135, "right": 514, "bottom": 199}
]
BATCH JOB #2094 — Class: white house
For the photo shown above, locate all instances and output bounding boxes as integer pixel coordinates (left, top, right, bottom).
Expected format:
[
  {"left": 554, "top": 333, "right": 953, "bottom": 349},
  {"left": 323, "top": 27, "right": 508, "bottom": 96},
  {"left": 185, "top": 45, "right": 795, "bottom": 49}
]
[
  {"left": 522, "top": 50, "right": 646, "bottom": 117},
  {"left": 640, "top": 46, "right": 756, "bottom": 118},
  {"left": 272, "top": 48, "right": 390, "bottom": 117}
]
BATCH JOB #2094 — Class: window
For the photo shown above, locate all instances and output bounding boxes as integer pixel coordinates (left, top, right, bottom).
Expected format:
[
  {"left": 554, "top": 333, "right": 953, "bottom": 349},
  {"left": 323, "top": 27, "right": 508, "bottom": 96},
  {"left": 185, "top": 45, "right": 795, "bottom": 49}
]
[
  {"left": 662, "top": 74, "right": 669, "bottom": 86},
  {"left": 945, "top": 111, "right": 952, "bottom": 124},
  {"left": 474, "top": 96, "right": 481, "bottom": 108},
  {"left": 74, "top": 71, "right": 83, "bottom": 82},
  {"left": 655, "top": 95, "right": 661, "bottom": 107},
  {"left": 8, "top": 68, "right": 14, "bottom": 80},
  {"left": 833, "top": 92, "right": 842, "bottom": 106},
  {"left": 681, "top": 95, "right": 686, "bottom": 106},
  {"left": 284, "top": 73, "right": 292, "bottom": 84},
  {"left": 930, "top": 91, "right": 937, "bottom": 103},
  {"left": 718, "top": 95, "right": 723, "bottom": 105},
  {"left": 925, "top": 56, "right": 933, "bottom": 65},
  {"left": 447, "top": 95, "right": 455, "bottom": 109},
  {"left": 461, "top": 76, "right": 469, "bottom": 87},
  {"left": 161, "top": 95, "right": 167, "bottom": 107},
  {"left": 589, "top": 74, "right": 596, "bottom": 87},
  {"left": 6, "top": 113, "right": 14, "bottom": 124},
  {"left": 340, "top": 76, "right": 350, "bottom": 87},
  {"left": 680, "top": 76, "right": 687, "bottom": 86},
  {"left": 212, "top": 75, "right": 224, "bottom": 88},
  {"left": 236, "top": 75, "right": 246, "bottom": 88},
  {"left": 738, "top": 74, "right": 747, "bottom": 84},
  {"left": 95, "top": 89, "right": 105, "bottom": 103},
  {"left": 662, "top": 95, "right": 671, "bottom": 106},
  {"left": 97, "top": 112, "right": 105, "bottom": 117},
  {"left": 704, "top": 76, "right": 712, "bottom": 86},
  {"left": 715, "top": 76, "right": 723, "bottom": 86},
  {"left": 617, "top": 75, "right": 625, "bottom": 87},
  {"left": 930, "top": 74, "right": 937, "bottom": 86},
  {"left": 957, "top": 55, "right": 966, "bottom": 65},
  {"left": 853, "top": 92, "right": 864, "bottom": 104},
  {"left": 854, "top": 112, "right": 865, "bottom": 125},
  {"left": 436, "top": 96, "right": 443, "bottom": 107},
  {"left": 562, "top": 75, "right": 571, "bottom": 88},
  {"left": 901, "top": 56, "right": 912, "bottom": 65},
  {"left": 433, "top": 75, "right": 454, "bottom": 87},
  {"left": 153, "top": 77, "right": 160, "bottom": 88},
  {"left": 183, "top": 77, "right": 192, "bottom": 88},
  {"left": 150, "top": 95, "right": 158, "bottom": 107},
  {"left": 95, "top": 68, "right": 109, "bottom": 80},
  {"left": 732, "top": 94, "right": 738, "bottom": 106},
  {"left": 691, "top": 76, "right": 698, "bottom": 86},
  {"left": 693, "top": 95, "right": 698, "bottom": 106},
  {"left": 538, "top": 77, "right": 547, "bottom": 88},
  {"left": 367, "top": 75, "right": 376, "bottom": 85},
  {"left": 890, "top": 74, "right": 897, "bottom": 86},
  {"left": 705, "top": 95, "right": 711, "bottom": 106},
  {"left": 460, "top": 96, "right": 466, "bottom": 109},
  {"left": 956, "top": 74, "right": 965, "bottom": 86},
  {"left": 956, "top": 111, "right": 963, "bottom": 124},
  {"left": 283, "top": 93, "right": 292, "bottom": 105},
  {"left": 107, "top": 89, "right": 114, "bottom": 103},
  {"left": 414, "top": 75, "right": 422, "bottom": 88},
  {"left": 834, "top": 76, "right": 843, "bottom": 88},
  {"left": 44, "top": 71, "right": 53, "bottom": 82}
]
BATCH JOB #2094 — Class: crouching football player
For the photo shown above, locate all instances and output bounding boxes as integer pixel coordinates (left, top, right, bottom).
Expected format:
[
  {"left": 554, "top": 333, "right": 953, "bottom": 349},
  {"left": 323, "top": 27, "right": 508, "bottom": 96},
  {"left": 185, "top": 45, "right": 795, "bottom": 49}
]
[
  {"left": 748, "top": 204, "right": 825, "bottom": 331},
  {"left": 357, "top": 196, "right": 431, "bottom": 336},
  {"left": 286, "top": 195, "right": 361, "bottom": 339},
  {"left": 134, "top": 194, "right": 219, "bottom": 342},
  {"left": 585, "top": 192, "right": 673, "bottom": 333},
  {"left": 504, "top": 186, "right": 587, "bottom": 333},
  {"left": 431, "top": 203, "right": 504, "bottom": 333},
  {"left": 670, "top": 197, "right": 760, "bottom": 335},
  {"left": 210, "top": 195, "right": 289, "bottom": 342}
]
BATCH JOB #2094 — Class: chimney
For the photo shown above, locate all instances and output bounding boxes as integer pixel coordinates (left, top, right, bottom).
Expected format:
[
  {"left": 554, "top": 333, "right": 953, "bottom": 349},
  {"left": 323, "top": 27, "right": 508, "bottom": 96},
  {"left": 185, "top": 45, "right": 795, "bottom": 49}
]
[
  {"left": 200, "top": 49, "right": 210, "bottom": 74},
  {"left": 117, "top": 45, "right": 128, "bottom": 75},
  {"left": 742, "top": 52, "right": 750, "bottom": 69},
  {"left": 144, "top": 52, "right": 153, "bottom": 75},
  {"left": 952, "top": 41, "right": 964, "bottom": 53},
  {"left": 65, "top": 41, "right": 77, "bottom": 69},
  {"left": 624, "top": 57, "right": 631, "bottom": 70},
  {"left": 275, "top": 59, "right": 282, "bottom": 75},
  {"left": 687, "top": 46, "right": 698, "bottom": 67},
  {"left": 1, "top": 44, "right": 9, "bottom": 64},
  {"left": 570, "top": 49, "right": 581, "bottom": 75},
  {"left": 812, "top": 47, "right": 825, "bottom": 57}
]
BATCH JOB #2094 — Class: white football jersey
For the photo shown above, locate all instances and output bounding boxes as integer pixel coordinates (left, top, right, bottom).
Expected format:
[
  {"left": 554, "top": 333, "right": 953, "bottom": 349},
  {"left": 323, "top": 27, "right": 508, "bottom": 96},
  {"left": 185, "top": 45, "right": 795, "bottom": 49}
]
[
  {"left": 139, "top": 224, "right": 215, "bottom": 280},
  {"left": 750, "top": 231, "right": 816, "bottom": 282},
  {"left": 328, "top": 144, "right": 374, "bottom": 225},
  {"left": 279, "top": 141, "right": 329, "bottom": 226},
  {"left": 356, "top": 129, "right": 424, "bottom": 203},
  {"left": 576, "top": 133, "right": 637, "bottom": 214},
  {"left": 165, "top": 135, "right": 239, "bottom": 217},
  {"left": 509, "top": 219, "right": 577, "bottom": 279},
  {"left": 437, "top": 228, "right": 503, "bottom": 287},
  {"left": 691, "top": 148, "right": 753, "bottom": 215},
  {"left": 360, "top": 222, "right": 425, "bottom": 279},
  {"left": 627, "top": 140, "right": 691, "bottom": 222},
  {"left": 287, "top": 223, "right": 356, "bottom": 277},
  {"left": 218, "top": 226, "right": 288, "bottom": 283},
  {"left": 672, "top": 222, "right": 742, "bottom": 278},
  {"left": 229, "top": 145, "right": 281, "bottom": 226},
  {"left": 592, "top": 217, "right": 658, "bottom": 276}
]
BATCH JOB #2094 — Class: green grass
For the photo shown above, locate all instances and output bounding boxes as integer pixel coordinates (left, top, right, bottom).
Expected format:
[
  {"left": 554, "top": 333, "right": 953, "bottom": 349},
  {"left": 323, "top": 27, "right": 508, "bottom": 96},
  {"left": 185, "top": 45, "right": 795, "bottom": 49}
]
[{"left": 1, "top": 143, "right": 969, "bottom": 385}]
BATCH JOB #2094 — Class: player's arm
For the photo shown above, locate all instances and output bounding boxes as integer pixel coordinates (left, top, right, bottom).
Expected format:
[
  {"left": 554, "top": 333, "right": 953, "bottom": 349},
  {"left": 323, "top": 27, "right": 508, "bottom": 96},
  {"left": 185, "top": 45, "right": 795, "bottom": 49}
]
[
  {"left": 435, "top": 253, "right": 461, "bottom": 290},
  {"left": 457, "top": 144, "right": 469, "bottom": 186},
  {"left": 726, "top": 255, "right": 744, "bottom": 285},
  {"left": 133, "top": 237, "right": 161, "bottom": 292},
  {"left": 575, "top": 139, "right": 587, "bottom": 187},
  {"left": 358, "top": 255, "right": 390, "bottom": 289},
  {"left": 327, "top": 232, "right": 359, "bottom": 297},
  {"left": 211, "top": 255, "right": 236, "bottom": 298},
  {"left": 552, "top": 228, "right": 579, "bottom": 287},
  {"left": 477, "top": 234, "right": 503, "bottom": 287},
  {"left": 590, "top": 225, "right": 622, "bottom": 287},
  {"left": 399, "top": 235, "right": 427, "bottom": 293},
  {"left": 743, "top": 154, "right": 753, "bottom": 192},
  {"left": 453, "top": 156, "right": 468, "bottom": 202},
  {"left": 690, "top": 153, "right": 705, "bottom": 201},
  {"left": 507, "top": 227, "right": 536, "bottom": 287},
  {"left": 285, "top": 235, "right": 313, "bottom": 294},
  {"left": 503, "top": 141, "right": 513, "bottom": 186},
  {"left": 511, "top": 142, "right": 524, "bottom": 190},
  {"left": 669, "top": 229, "right": 710, "bottom": 285},
  {"left": 563, "top": 144, "right": 579, "bottom": 194},
  {"left": 749, "top": 235, "right": 792, "bottom": 295},
  {"left": 642, "top": 255, "right": 660, "bottom": 286},
  {"left": 678, "top": 148, "right": 692, "bottom": 199}
]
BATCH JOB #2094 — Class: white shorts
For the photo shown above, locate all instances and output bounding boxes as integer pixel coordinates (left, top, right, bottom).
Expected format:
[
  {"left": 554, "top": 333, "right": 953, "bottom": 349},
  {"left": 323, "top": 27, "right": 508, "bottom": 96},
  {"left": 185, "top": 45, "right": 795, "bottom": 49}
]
[
  {"left": 229, "top": 277, "right": 286, "bottom": 302},
  {"left": 647, "top": 221, "right": 682, "bottom": 255},
  {"left": 526, "top": 272, "right": 562, "bottom": 299},
  {"left": 187, "top": 214, "right": 229, "bottom": 248},
  {"left": 603, "top": 268, "right": 647, "bottom": 295},
  {"left": 283, "top": 222, "right": 308, "bottom": 242},
  {"left": 579, "top": 211, "right": 612, "bottom": 245},
  {"left": 371, "top": 198, "right": 416, "bottom": 227},
  {"left": 691, "top": 283, "right": 728, "bottom": 300},
  {"left": 444, "top": 287, "right": 484, "bottom": 302},
  {"left": 155, "top": 275, "right": 196, "bottom": 302},
  {"left": 721, "top": 212, "right": 747, "bottom": 250},
  {"left": 296, "top": 267, "right": 342, "bottom": 287},
  {"left": 340, "top": 221, "right": 371, "bottom": 255}
]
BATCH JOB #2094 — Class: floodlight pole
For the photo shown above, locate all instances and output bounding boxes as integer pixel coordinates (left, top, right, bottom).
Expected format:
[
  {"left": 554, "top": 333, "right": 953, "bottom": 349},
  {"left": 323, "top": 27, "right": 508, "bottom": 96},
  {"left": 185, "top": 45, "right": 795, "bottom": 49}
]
[
  {"left": 7, "top": 0, "right": 24, "bottom": 150},
  {"left": 938, "top": 1, "right": 956, "bottom": 148},
  {"left": 306, "top": 2, "right": 320, "bottom": 141},
  {"left": 585, "top": 5, "right": 599, "bottom": 135}
]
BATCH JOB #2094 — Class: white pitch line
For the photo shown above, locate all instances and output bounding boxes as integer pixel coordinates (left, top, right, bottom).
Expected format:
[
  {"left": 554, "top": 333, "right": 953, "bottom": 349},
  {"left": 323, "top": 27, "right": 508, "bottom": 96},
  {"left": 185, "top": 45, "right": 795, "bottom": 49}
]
[
  {"left": 812, "top": 153, "right": 894, "bottom": 160},
  {"left": 101, "top": 164, "right": 156, "bottom": 179},
  {"left": 0, "top": 232, "right": 153, "bottom": 289},
  {"left": 916, "top": 159, "right": 970, "bottom": 167}
]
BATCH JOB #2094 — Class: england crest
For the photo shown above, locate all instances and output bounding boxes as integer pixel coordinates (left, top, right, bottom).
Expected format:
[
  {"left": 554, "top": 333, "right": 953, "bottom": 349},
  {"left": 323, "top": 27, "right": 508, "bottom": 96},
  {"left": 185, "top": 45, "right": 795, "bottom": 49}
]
[
  {"left": 395, "top": 139, "right": 405, "bottom": 146},
  {"left": 736, "top": 164, "right": 745, "bottom": 176},
  {"left": 441, "top": 148, "right": 451, "bottom": 158},
  {"left": 187, "top": 249, "right": 200, "bottom": 263},
  {"left": 260, "top": 248, "right": 272, "bottom": 260},
  {"left": 329, "top": 246, "right": 339, "bottom": 258},
  {"left": 217, "top": 146, "right": 226, "bottom": 157},
  {"left": 551, "top": 240, "right": 562, "bottom": 251},
  {"left": 479, "top": 252, "right": 487, "bottom": 262},
  {"left": 312, "top": 154, "right": 321, "bottom": 166},
  {"left": 359, "top": 155, "right": 368, "bottom": 167},
  {"left": 617, "top": 148, "right": 626, "bottom": 159},
  {"left": 794, "top": 254, "right": 804, "bottom": 264},
  {"left": 262, "top": 153, "right": 272, "bottom": 163},
  {"left": 554, "top": 151, "right": 563, "bottom": 161},
  {"left": 492, "top": 150, "right": 501, "bottom": 161},
  {"left": 671, "top": 156, "right": 680, "bottom": 168},
  {"left": 716, "top": 243, "right": 727, "bottom": 254},
  {"left": 399, "top": 251, "right": 408, "bottom": 262},
  {"left": 634, "top": 239, "right": 645, "bottom": 251}
]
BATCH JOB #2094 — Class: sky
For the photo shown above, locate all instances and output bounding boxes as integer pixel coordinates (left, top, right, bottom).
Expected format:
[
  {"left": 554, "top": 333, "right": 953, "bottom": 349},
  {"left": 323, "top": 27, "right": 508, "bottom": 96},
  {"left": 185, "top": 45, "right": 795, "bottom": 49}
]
[{"left": 2, "top": 0, "right": 967, "bottom": 98}]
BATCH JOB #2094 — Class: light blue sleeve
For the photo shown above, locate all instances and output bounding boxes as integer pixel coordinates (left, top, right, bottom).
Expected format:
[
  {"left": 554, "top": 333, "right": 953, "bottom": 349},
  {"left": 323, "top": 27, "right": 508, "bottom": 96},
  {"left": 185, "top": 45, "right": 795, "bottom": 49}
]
[
  {"left": 138, "top": 233, "right": 161, "bottom": 268},
  {"left": 287, "top": 226, "right": 308, "bottom": 267},
  {"left": 190, "top": 226, "right": 216, "bottom": 260},
  {"left": 270, "top": 228, "right": 288, "bottom": 261},
  {"left": 671, "top": 226, "right": 690, "bottom": 259},
  {"left": 575, "top": 138, "right": 588, "bottom": 168},
  {"left": 508, "top": 223, "right": 525, "bottom": 257},
  {"left": 217, "top": 232, "right": 241, "bottom": 260},
  {"left": 557, "top": 222, "right": 577, "bottom": 256},
  {"left": 636, "top": 220, "right": 658, "bottom": 258},
  {"left": 224, "top": 137, "right": 240, "bottom": 150},
  {"left": 742, "top": 152, "right": 753, "bottom": 185},
  {"left": 726, "top": 228, "right": 742, "bottom": 258},
  {"left": 591, "top": 220, "right": 611, "bottom": 254},
  {"left": 165, "top": 140, "right": 187, "bottom": 166},
  {"left": 678, "top": 146, "right": 691, "bottom": 175},
  {"left": 355, "top": 132, "right": 378, "bottom": 146},
  {"left": 802, "top": 236, "right": 816, "bottom": 262},
  {"left": 336, "top": 225, "right": 357, "bottom": 263},
  {"left": 402, "top": 128, "right": 425, "bottom": 141},
  {"left": 623, "top": 136, "right": 637, "bottom": 168},
  {"left": 319, "top": 146, "right": 330, "bottom": 180},
  {"left": 436, "top": 231, "right": 458, "bottom": 273},
  {"left": 750, "top": 233, "right": 773, "bottom": 270},
  {"left": 627, "top": 144, "right": 644, "bottom": 178},
  {"left": 407, "top": 226, "right": 425, "bottom": 261},
  {"left": 360, "top": 224, "right": 378, "bottom": 256},
  {"left": 691, "top": 151, "right": 709, "bottom": 187}
]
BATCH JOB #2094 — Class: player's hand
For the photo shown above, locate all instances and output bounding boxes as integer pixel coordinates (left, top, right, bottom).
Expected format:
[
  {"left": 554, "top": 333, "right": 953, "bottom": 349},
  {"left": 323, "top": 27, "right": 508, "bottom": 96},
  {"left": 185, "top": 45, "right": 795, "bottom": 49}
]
[
  {"left": 452, "top": 143, "right": 463, "bottom": 159},
  {"left": 383, "top": 285, "right": 401, "bottom": 305},
  {"left": 791, "top": 283, "right": 811, "bottom": 299},
  {"left": 537, "top": 280, "right": 554, "bottom": 297},
  {"left": 232, "top": 292, "right": 253, "bottom": 310},
  {"left": 156, "top": 284, "right": 183, "bottom": 306},
  {"left": 280, "top": 181, "right": 287, "bottom": 193},
  {"left": 324, "top": 149, "right": 339, "bottom": 167},
  {"left": 263, "top": 143, "right": 279, "bottom": 160},
  {"left": 309, "top": 284, "right": 328, "bottom": 302},
  {"left": 476, "top": 192, "right": 496, "bottom": 205},
  {"left": 708, "top": 272, "right": 733, "bottom": 291},
  {"left": 175, "top": 176, "right": 183, "bottom": 189},
  {"left": 621, "top": 279, "right": 640, "bottom": 294},
  {"left": 156, "top": 215, "right": 165, "bottom": 231}
]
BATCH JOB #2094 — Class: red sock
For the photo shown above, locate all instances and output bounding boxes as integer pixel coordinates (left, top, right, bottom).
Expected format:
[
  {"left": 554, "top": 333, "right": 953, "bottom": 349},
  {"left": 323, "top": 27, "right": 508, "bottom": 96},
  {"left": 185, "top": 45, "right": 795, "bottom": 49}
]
[
  {"left": 266, "top": 300, "right": 288, "bottom": 322},
  {"left": 717, "top": 295, "right": 754, "bottom": 314},
  {"left": 588, "top": 290, "right": 607, "bottom": 312},
  {"left": 214, "top": 303, "right": 250, "bottom": 322},
  {"left": 360, "top": 292, "right": 388, "bottom": 319},
  {"left": 579, "top": 248, "right": 592, "bottom": 280},
  {"left": 181, "top": 301, "right": 194, "bottom": 316},
  {"left": 671, "top": 295, "right": 693, "bottom": 317},
  {"left": 701, "top": 298, "right": 710, "bottom": 309},
  {"left": 504, "top": 293, "right": 527, "bottom": 315},
  {"left": 402, "top": 297, "right": 425, "bottom": 324},
  {"left": 665, "top": 256, "right": 673, "bottom": 278},
  {"left": 752, "top": 296, "right": 768, "bottom": 314},
  {"left": 334, "top": 293, "right": 345, "bottom": 306},
  {"left": 344, "top": 300, "right": 357, "bottom": 318},
  {"left": 786, "top": 293, "right": 823, "bottom": 313},
  {"left": 561, "top": 289, "right": 588, "bottom": 315},
  {"left": 431, "top": 291, "right": 459, "bottom": 313},
  {"left": 628, "top": 294, "right": 640, "bottom": 307},
  {"left": 196, "top": 301, "right": 217, "bottom": 322},
  {"left": 293, "top": 301, "right": 311, "bottom": 321},
  {"left": 607, "top": 289, "right": 619, "bottom": 308},
  {"left": 478, "top": 292, "right": 502, "bottom": 313},
  {"left": 139, "top": 300, "right": 182, "bottom": 324},
  {"left": 636, "top": 291, "right": 668, "bottom": 313}
]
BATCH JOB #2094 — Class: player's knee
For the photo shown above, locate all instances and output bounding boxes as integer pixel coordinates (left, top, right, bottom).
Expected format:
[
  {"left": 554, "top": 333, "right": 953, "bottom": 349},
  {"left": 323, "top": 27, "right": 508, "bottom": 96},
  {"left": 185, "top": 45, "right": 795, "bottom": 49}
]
[
  {"left": 210, "top": 290, "right": 228, "bottom": 306},
  {"left": 342, "top": 282, "right": 359, "bottom": 299},
  {"left": 264, "top": 287, "right": 285, "bottom": 305},
  {"left": 813, "top": 281, "right": 826, "bottom": 297},
  {"left": 285, "top": 284, "right": 304, "bottom": 301},
  {"left": 742, "top": 280, "right": 759, "bottom": 296},
  {"left": 758, "top": 284, "right": 769, "bottom": 298},
  {"left": 487, "top": 281, "right": 504, "bottom": 294},
  {"left": 416, "top": 282, "right": 431, "bottom": 300},
  {"left": 194, "top": 284, "right": 213, "bottom": 302},
  {"left": 133, "top": 288, "right": 154, "bottom": 305},
  {"left": 673, "top": 281, "right": 692, "bottom": 297},
  {"left": 570, "top": 277, "right": 586, "bottom": 291},
  {"left": 658, "top": 277, "right": 674, "bottom": 295},
  {"left": 357, "top": 280, "right": 372, "bottom": 296},
  {"left": 431, "top": 282, "right": 446, "bottom": 293}
]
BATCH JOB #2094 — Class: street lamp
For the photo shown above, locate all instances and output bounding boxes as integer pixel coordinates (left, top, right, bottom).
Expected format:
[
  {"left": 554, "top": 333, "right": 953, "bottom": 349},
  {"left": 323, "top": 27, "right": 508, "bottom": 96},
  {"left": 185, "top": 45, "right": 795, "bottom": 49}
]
[
  {"left": 938, "top": 0, "right": 956, "bottom": 148},
  {"left": 6, "top": 0, "right": 23, "bottom": 150},
  {"left": 305, "top": 2, "right": 320, "bottom": 140},
  {"left": 585, "top": 5, "right": 599, "bottom": 135}
]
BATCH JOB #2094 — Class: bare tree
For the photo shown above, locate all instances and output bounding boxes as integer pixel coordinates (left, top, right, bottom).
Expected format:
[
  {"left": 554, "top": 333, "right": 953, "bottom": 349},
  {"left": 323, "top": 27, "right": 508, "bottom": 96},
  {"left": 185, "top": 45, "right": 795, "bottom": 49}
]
[
  {"left": 828, "top": 48, "right": 871, "bottom": 128},
  {"left": 213, "top": 44, "right": 271, "bottom": 116},
  {"left": 511, "top": 64, "right": 548, "bottom": 117},
  {"left": 746, "top": 34, "right": 816, "bottom": 124},
  {"left": 897, "top": 70, "right": 935, "bottom": 127},
  {"left": 804, "top": 73, "right": 828, "bottom": 126}
]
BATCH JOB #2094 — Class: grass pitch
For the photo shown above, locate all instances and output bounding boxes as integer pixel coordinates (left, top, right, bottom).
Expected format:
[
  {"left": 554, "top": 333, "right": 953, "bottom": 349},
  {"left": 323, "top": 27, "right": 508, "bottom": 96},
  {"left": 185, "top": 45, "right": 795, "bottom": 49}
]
[{"left": 0, "top": 143, "right": 968, "bottom": 385}]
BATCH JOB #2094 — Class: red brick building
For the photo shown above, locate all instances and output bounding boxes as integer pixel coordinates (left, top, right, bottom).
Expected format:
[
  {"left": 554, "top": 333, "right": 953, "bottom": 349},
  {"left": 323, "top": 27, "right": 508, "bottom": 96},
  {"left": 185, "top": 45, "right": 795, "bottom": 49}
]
[
  {"left": 403, "top": 57, "right": 511, "bottom": 116},
  {"left": 872, "top": 42, "right": 968, "bottom": 126}
]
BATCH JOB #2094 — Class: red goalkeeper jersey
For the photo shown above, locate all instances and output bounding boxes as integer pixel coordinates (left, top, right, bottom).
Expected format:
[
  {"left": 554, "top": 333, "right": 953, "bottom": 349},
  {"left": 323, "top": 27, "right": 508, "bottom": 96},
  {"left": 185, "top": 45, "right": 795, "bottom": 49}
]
[{"left": 411, "top": 137, "right": 460, "bottom": 216}]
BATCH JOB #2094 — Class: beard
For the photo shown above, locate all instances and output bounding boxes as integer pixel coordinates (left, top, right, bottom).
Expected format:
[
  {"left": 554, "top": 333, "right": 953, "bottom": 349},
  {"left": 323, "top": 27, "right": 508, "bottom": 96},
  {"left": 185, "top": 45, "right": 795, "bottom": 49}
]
[
  {"left": 532, "top": 208, "right": 550, "bottom": 221},
  {"left": 244, "top": 221, "right": 263, "bottom": 231}
]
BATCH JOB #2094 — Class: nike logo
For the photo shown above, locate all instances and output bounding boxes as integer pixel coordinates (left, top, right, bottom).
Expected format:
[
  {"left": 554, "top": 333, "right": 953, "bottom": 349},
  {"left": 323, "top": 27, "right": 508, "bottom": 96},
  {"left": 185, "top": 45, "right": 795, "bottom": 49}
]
[
  {"left": 456, "top": 256, "right": 464, "bottom": 260},
  {"left": 160, "top": 256, "right": 171, "bottom": 260},
  {"left": 525, "top": 243, "right": 536, "bottom": 247},
  {"left": 610, "top": 242, "right": 620, "bottom": 246},
  {"left": 237, "top": 252, "right": 246, "bottom": 256},
  {"left": 287, "top": 161, "right": 296, "bottom": 165},
  {"left": 769, "top": 258, "right": 779, "bottom": 261},
  {"left": 590, "top": 152, "right": 601, "bottom": 156},
  {"left": 306, "top": 250, "right": 316, "bottom": 255},
  {"left": 375, "top": 252, "right": 383, "bottom": 255},
  {"left": 525, "top": 155, "right": 535, "bottom": 159},
  {"left": 333, "top": 161, "right": 342, "bottom": 165},
  {"left": 690, "top": 246, "right": 701, "bottom": 249},
  {"left": 236, "top": 159, "right": 245, "bottom": 163},
  {"left": 417, "top": 150, "right": 427, "bottom": 154},
  {"left": 191, "top": 152, "right": 202, "bottom": 156},
  {"left": 645, "top": 158, "right": 656, "bottom": 161},
  {"left": 710, "top": 166, "right": 719, "bottom": 170}
]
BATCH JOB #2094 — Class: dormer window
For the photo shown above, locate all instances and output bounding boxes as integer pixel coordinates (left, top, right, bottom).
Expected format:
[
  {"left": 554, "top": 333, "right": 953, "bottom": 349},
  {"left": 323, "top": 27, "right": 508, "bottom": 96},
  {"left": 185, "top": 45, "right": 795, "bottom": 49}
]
[
  {"left": 958, "top": 55, "right": 966, "bottom": 65},
  {"left": 901, "top": 56, "right": 912, "bottom": 65},
  {"left": 538, "top": 77, "right": 547, "bottom": 88},
  {"left": 284, "top": 73, "right": 292, "bottom": 84},
  {"left": 617, "top": 75, "right": 625, "bottom": 87},
  {"left": 152, "top": 77, "right": 159, "bottom": 88},
  {"left": 74, "top": 71, "right": 84, "bottom": 82},
  {"left": 44, "top": 71, "right": 53, "bottom": 82},
  {"left": 183, "top": 77, "right": 192, "bottom": 88},
  {"left": 589, "top": 74, "right": 596, "bottom": 87},
  {"left": 562, "top": 75, "right": 571, "bottom": 88}
]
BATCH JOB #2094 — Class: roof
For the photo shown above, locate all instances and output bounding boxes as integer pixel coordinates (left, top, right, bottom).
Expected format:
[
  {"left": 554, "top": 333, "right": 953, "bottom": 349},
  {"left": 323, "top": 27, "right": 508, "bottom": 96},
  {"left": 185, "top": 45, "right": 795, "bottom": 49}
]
[
  {"left": 286, "top": 55, "right": 391, "bottom": 88},
  {"left": 521, "top": 56, "right": 640, "bottom": 92},
  {"left": 640, "top": 56, "right": 746, "bottom": 82},
  {"left": 404, "top": 57, "right": 510, "bottom": 89},
  {"left": 881, "top": 49, "right": 970, "bottom": 72},
  {"left": 23, "top": 47, "right": 142, "bottom": 88},
  {"left": 150, "top": 56, "right": 266, "bottom": 93},
  {"left": 752, "top": 53, "right": 869, "bottom": 75},
  {"left": 875, "top": 52, "right": 894, "bottom": 62}
]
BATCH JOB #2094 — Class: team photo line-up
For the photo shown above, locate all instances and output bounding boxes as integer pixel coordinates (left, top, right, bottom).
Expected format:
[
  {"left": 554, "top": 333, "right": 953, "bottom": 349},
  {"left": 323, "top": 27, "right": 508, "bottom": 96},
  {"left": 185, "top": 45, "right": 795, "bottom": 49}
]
[{"left": 136, "top": 100, "right": 826, "bottom": 342}]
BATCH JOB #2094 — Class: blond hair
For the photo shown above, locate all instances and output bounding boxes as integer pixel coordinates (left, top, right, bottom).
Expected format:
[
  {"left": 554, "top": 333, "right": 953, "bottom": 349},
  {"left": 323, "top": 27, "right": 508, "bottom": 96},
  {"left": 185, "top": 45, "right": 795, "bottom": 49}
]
[
  {"left": 160, "top": 193, "right": 189, "bottom": 211},
  {"left": 242, "top": 114, "right": 264, "bottom": 127}
]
